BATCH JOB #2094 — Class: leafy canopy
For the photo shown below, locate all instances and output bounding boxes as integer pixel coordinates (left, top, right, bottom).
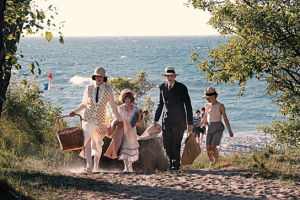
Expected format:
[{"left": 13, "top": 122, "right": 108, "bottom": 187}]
[
  {"left": 3, "top": 0, "right": 64, "bottom": 77},
  {"left": 188, "top": 0, "right": 300, "bottom": 149}
]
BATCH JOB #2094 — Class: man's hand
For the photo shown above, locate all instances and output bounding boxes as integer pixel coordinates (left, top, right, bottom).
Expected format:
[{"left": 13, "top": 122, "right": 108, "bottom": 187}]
[
  {"left": 117, "top": 121, "right": 124, "bottom": 128},
  {"left": 188, "top": 125, "right": 193, "bottom": 133},
  {"left": 153, "top": 121, "right": 157, "bottom": 128},
  {"left": 69, "top": 112, "right": 76, "bottom": 117}
]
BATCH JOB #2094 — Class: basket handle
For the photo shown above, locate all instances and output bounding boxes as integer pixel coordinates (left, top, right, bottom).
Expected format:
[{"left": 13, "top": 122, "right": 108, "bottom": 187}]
[{"left": 56, "top": 114, "right": 83, "bottom": 131}]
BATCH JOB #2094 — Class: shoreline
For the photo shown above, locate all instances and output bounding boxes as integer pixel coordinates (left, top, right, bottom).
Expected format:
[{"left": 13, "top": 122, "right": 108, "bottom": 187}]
[{"left": 180, "top": 135, "right": 276, "bottom": 156}]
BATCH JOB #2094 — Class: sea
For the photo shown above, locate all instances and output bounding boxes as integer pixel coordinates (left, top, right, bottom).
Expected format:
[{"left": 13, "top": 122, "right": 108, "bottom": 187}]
[{"left": 14, "top": 36, "right": 281, "bottom": 137}]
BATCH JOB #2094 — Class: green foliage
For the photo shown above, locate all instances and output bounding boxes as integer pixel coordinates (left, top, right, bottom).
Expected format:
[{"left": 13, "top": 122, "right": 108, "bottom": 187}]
[
  {"left": 257, "top": 118, "right": 300, "bottom": 152},
  {"left": 108, "top": 70, "right": 155, "bottom": 100},
  {"left": 3, "top": 0, "right": 64, "bottom": 77},
  {"left": 189, "top": 0, "right": 300, "bottom": 148},
  {"left": 107, "top": 71, "right": 156, "bottom": 126},
  {"left": 0, "top": 78, "right": 77, "bottom": 169},
  {"left": 140, "top": 95, "right": 155, "bottom": 126}
]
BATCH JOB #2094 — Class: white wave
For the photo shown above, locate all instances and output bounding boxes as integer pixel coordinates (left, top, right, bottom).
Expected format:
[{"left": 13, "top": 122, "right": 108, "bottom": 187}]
[
  {"left": 121, "top": 56, "right": 127, "bottom": 58},
  {"left": 69, "top": 76, "right": 92, "bottom": 85},
  {"left": 11, "top": 69, "right": 19, "bottom": 73}
]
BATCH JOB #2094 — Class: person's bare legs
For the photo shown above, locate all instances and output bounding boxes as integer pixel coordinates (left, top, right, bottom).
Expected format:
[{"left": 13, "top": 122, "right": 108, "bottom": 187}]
[
  {"left": 123, "top": 159, "right": 129, "bottom": 172},
  {"left": 206, "top": 144, "right": 214, "bottom": 162},
  {"left": 213, "top": 147, "right": 219, "bottom": 162},
  {"left": 128, "top": 161, "right": 133, "bottom": 172},
  {"left": 94, "top": 155, "right": 100, "bottom": 172},
  {"left": 85, "top": 138, "right": 92, "bottom": 172},
  {"left": 207, "top": 144, "right": 217, "bottom": 166},
  {"left": 200, "top": 133, "right": 204, "bottom": 143},
  {"left": 93, "top": 134, "right": 104, "bottom": 172},
  {"left": 196, "top": 135, "right": 200, "bottom": 144}
]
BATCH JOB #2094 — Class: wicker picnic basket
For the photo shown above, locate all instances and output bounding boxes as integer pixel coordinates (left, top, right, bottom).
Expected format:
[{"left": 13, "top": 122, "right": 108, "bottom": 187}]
[{"left": 56, "top": 114, "right": 84, "bottom": 151}]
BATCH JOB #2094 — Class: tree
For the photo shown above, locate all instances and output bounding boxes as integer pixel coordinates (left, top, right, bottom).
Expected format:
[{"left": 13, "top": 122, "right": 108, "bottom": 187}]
[
  {"left": 0, "top": 0, "right": 7, "bottom": 118},
  {"left": 188, "top": 0, "right": 300, "bottom": 149},
  {"left": 107, "top": 70, "right": 156, "bottom": 126},
  {"left": 0, "top": 0, "right": 64, "bottom": 118}
]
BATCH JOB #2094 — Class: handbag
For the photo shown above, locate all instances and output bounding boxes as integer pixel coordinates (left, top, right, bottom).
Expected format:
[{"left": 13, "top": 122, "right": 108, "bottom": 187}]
[{"left": 181, "top": 132, "right": 201, "bottom": 165}]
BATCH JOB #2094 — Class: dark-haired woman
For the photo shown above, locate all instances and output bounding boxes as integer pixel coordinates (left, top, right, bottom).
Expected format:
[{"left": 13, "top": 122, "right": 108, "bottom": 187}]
[{"left": 69, "top": 67, "right": 123, "bottom": 173}]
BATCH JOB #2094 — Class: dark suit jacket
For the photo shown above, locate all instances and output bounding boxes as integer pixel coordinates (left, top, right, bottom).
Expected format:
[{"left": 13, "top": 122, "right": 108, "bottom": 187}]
[{"left": 154, "top": 81, "right": 193, "bottom": 132}]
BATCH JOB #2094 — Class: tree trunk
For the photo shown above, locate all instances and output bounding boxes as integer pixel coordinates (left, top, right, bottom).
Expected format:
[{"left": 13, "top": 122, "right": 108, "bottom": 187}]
[
  {"left": 0, "top": 0, "right": 25, "bottom": 118},
  {"left": 0, "top": 0, "right": 7, "bottom": 118}
]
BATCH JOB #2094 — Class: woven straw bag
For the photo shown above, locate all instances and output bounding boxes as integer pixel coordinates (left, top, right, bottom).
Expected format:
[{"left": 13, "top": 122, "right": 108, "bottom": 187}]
[{"left": 56, "top": 114, "right": 84, "bottom": 151}]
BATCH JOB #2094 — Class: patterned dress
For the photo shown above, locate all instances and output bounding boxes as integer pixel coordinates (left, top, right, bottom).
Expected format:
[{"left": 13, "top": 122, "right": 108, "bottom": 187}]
[
  {"left": 118, "top": 104, "right": 140, "bottom": 162},
  {"left": 73, "top": 83, "right": 121, "bottom": 159}
]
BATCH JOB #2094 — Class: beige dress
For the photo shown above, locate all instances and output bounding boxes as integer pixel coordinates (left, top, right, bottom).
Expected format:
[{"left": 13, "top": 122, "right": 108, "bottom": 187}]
[{"left": 118, "top": 104, "right": 140, "bottom": 162}]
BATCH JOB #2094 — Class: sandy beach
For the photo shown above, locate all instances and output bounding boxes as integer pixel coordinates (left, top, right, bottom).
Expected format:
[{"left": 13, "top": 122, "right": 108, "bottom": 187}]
[{"left": 49, "top": 136, "right": 300, "bottom": 200}]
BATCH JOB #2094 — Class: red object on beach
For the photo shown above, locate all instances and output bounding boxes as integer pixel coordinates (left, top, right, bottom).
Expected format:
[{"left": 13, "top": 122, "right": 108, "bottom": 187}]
[{"left": 48, "top": 72, "right": 53, "bottom": 80}]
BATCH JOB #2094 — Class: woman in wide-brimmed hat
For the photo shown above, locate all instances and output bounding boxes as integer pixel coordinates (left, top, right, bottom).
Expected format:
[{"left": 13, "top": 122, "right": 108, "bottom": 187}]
[
  {"left": 69, "top": 67, "right": 123, "bottom": 173},
  {"left": 198, "top": 87, "right": 234, "bottom": 167}
]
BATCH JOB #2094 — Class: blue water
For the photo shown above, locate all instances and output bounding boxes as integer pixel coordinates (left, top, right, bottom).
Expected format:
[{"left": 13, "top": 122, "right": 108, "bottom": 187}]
[{"left": 15, "top": 36, "right": 280, "bottom": 137}]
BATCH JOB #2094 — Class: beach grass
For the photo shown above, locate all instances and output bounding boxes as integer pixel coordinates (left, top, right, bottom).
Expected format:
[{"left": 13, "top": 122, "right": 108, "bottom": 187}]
[{"left": 180, "top": 146, "right": 300, "bottom": 181}]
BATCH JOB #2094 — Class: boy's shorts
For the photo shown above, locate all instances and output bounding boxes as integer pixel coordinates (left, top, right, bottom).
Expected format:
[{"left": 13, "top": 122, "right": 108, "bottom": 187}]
[
  {"left": 206, "top": 132, "right": 223, "bottom": 145},
  {"left": 206, "top": 121, "right": 224, "bottom": 146}
]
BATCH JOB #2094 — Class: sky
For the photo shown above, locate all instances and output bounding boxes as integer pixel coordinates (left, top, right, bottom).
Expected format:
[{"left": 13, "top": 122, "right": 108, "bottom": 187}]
[{"left": 37, "top": 0, "right": 219, "bottom": 37}]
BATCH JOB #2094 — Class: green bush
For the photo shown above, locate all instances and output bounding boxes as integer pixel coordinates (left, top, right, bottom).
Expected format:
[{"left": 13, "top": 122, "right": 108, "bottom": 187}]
[{"left": 0, "top": 78, "right": 77, "bottom": 169}]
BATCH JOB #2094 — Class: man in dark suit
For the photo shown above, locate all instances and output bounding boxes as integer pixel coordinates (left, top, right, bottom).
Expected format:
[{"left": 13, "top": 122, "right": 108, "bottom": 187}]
[{"left": 153, "top": 67, "right": 193, "bottom": 170}]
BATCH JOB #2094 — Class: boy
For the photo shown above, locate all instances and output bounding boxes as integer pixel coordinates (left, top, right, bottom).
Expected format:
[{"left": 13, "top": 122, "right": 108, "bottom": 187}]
[{"left": 198, "top": 87, "right": 233, "bottom": 166}]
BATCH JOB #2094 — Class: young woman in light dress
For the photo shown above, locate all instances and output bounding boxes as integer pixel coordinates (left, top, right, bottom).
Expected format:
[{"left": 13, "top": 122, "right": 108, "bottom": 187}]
[{"left": 117, "top": 89, "right": 143, "bottom": 172}]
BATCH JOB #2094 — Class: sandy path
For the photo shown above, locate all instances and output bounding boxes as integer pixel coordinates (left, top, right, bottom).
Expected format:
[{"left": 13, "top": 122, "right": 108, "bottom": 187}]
[{"left": 56, "top": 167, "right": 300, "bottom": 200}]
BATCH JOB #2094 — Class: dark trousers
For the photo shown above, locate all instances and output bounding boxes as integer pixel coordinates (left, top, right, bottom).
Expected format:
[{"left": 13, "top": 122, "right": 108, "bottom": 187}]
[{"left": 162, "top": 127, "right": 184, "bottom": 168}]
